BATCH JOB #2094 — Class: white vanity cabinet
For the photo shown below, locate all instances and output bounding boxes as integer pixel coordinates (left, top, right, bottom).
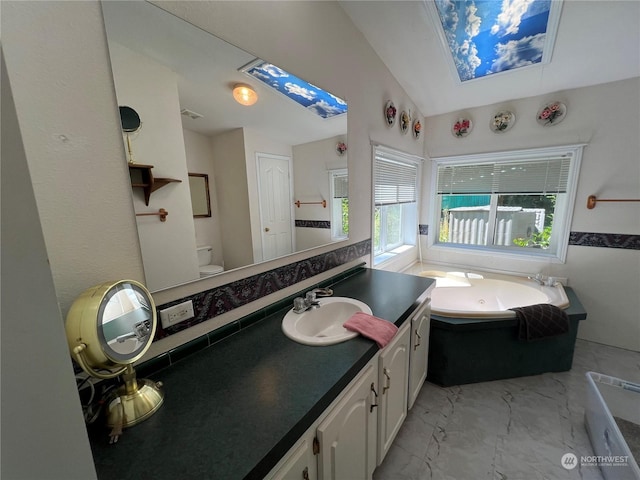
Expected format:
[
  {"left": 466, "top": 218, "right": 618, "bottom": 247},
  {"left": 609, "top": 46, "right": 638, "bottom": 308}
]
[
  {"left": 376, "top": 322, "right": 411, "bottom": 464},
  {"left": 408, "top": 295, "right": 432, "bottom": 410},
  {"left": 264, "top": 431, "right": 317, "bottom": 480},
  {"left": 317, "top": 360, "right": 378, "bottom": 480},
  {"left": 267, "top": 287, "right": 434, "bottom": 480}
]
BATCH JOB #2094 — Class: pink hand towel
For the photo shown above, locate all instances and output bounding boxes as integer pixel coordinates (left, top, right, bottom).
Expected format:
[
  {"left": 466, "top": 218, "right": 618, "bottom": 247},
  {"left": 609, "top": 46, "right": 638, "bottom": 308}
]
[{"left": 344, "top": 312, "right": 398, "bottom": 349}]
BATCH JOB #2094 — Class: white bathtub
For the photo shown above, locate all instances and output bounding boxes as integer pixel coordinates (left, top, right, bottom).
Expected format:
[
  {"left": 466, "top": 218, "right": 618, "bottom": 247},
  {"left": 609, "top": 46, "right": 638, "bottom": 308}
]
[{"left": 422, "top": 271, "right": 570, "bottom": 318}]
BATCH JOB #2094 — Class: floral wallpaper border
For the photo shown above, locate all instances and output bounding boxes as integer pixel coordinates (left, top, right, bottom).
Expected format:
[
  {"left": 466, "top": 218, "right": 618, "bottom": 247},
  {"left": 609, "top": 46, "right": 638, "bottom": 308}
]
[
  {"left": 295, "top": 219, "right": 331, "bottom": 229},
  {"left": 155, "top": 238, "right": 372, "bottom": 339},
  {"left": 568, "top": 232, "right": 640, "bottom": 250}
]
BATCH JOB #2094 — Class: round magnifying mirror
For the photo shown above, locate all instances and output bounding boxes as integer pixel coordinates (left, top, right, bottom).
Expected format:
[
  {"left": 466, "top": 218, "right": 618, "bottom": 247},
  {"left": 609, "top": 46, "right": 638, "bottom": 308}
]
[
  {"left": 66, "top": 280, "right": 163, "bottom": 431},
  {"left": 119, "top": 106, "right": 141, "bottom": 133},
  {"left": 119, "top": 106, "right": 141, "bottom": 163}
]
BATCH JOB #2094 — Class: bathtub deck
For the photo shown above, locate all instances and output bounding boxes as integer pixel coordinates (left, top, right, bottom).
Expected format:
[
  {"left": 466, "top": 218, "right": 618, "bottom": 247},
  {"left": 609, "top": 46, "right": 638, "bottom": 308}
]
[{"left": 428, "top": 287, "right": 587, "bottom": 386}]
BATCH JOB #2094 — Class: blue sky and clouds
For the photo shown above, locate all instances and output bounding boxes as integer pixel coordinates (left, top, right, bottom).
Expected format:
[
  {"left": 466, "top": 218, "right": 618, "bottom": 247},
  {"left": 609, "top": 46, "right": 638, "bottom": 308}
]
[
  {"left": 244, "top": 61, "right": 347, "bottom": 118},
  {"left": 434, "top": 0, "right": 553, "bottom": 81}
]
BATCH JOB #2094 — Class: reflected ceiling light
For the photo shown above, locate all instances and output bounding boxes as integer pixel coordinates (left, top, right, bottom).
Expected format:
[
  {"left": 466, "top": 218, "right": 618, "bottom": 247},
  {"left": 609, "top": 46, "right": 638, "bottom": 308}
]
[{"left": 232, "top": 83, "right": 258, "bottom": 106}]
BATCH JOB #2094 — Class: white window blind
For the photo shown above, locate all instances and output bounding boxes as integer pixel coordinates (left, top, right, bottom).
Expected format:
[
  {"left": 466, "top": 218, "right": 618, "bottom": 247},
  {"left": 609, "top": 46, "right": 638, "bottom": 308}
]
[
  {"left": 437, "top": 155, "right": 572, "bottom": 195},
  {"left": 332, "top": 173, "right": 349, "bottom": 199},
  {"left": 374, "top": 148, "right": 420, "bottom": 205}
]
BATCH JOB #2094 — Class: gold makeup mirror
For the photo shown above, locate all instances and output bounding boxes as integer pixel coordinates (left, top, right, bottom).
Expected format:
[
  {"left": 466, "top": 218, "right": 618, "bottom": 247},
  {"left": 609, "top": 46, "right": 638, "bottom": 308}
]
[
  {"left": 119, "top": 105, "right": 141, "bottom": 164},
  {"left": 65, "top": 280, "right": 163, "bottom": 434}
]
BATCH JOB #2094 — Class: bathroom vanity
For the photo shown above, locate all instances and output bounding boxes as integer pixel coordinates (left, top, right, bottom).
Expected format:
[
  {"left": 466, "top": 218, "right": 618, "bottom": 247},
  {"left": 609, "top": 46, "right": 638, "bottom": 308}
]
[{"left": 88, "top": 268, "right": 434, "bottom": 480}]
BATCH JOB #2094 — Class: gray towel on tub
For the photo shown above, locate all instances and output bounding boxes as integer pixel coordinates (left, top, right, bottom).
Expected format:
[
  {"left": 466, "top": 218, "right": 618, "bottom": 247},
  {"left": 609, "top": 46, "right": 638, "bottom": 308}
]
[{"left": 509, "top": 303, "right": 569, "bottom": 341}]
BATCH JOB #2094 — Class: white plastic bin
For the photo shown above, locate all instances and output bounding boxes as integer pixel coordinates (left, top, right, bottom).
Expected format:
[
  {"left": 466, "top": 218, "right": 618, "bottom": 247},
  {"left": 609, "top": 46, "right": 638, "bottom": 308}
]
[{"left": 585, "top": 372, "right": 640, "bottom": 480}]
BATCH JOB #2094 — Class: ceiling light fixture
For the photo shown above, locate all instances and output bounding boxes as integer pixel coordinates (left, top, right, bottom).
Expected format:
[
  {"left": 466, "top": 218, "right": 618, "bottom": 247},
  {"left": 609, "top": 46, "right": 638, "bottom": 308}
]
[{"left": 232, "top": 83, "right": 258, "bottom": 106}]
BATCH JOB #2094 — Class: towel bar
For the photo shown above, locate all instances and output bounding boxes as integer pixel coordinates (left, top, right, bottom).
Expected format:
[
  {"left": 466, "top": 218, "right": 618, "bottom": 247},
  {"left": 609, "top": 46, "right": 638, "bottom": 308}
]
[
  {"left": 294, "top": 200, "right": 327, "bottom": 208},
  {"left": 136, "top": 208, "right": 168, "bottom": 222},
  {"left": 587, "top": 195, "right": 640, "bottom": 209}
]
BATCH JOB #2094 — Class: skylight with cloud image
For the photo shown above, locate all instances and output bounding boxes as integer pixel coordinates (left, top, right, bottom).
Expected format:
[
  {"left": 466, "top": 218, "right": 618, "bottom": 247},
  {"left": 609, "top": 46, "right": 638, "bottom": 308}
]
[
  {"left": 433, "top": 0, "right": 561, "bottom": 82},
  {"left": 242, "top": 60, "right": 348, "bottom": 119}
]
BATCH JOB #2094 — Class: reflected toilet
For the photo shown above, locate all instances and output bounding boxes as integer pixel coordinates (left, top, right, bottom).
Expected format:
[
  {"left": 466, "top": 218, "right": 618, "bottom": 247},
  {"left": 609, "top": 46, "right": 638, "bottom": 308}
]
[{"left": 196, "top": 246, "right": 224, "bottom": 277}]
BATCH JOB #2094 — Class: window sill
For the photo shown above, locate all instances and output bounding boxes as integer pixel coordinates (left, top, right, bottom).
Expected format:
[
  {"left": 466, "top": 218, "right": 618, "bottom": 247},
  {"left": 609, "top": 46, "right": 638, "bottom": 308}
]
[
  {"left": 373, "top": 244, "right": 415, "bottom": 267},
  {"left": 427, "top": 243, "right": 566, "bottom": 264}
]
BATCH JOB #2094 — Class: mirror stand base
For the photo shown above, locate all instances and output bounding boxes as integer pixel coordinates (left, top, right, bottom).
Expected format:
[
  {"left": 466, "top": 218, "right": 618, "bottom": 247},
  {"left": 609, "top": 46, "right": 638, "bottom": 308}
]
[{"left": 106, "top": 375, "right": 164, "bottom": 429}]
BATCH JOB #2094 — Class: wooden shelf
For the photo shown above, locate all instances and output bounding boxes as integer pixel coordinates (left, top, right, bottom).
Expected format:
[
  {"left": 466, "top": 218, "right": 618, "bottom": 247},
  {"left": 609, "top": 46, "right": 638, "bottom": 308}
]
[{"left": 128, "top": 163, "right": 181, "bottom": 206}]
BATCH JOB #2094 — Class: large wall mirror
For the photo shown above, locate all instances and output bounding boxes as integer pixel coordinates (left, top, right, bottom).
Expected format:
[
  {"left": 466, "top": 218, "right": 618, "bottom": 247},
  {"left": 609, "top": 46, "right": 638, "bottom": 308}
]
[{"left": 102, "top": 1, "right": 348, "bottom": 292}]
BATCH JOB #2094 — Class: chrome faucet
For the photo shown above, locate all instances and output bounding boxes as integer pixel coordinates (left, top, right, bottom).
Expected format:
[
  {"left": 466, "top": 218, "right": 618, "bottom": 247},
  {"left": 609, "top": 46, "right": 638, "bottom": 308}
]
[
  {"left": 528, "top": 273, "right": 546, "bottom": 285},
  {"left": 115, "top": 320, "right": 151, "bottom": 343},
  {"left": 292, "top": 288, "right": 333, "bottom": 313}
]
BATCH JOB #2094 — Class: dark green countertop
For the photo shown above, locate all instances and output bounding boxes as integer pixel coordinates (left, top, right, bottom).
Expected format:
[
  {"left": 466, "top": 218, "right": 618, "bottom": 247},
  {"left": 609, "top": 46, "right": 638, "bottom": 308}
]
[{"left": 89, "top": 268, "right": 434, "bottom": 480}]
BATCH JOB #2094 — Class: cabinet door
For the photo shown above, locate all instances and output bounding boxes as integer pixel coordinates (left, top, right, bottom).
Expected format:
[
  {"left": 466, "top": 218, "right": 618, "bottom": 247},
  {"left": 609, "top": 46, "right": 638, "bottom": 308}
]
[
  {"left": 377, "top": 322, "right": 410, "bottom": 465},
  {"left": 317, "top": 362, "right": 377, "bottom": 480},
  {"left": 265, "top": 432, "right": 317, "bottom": 480},
  {"left": 408, "top": 298, "right": 431, "bottom": 410}
]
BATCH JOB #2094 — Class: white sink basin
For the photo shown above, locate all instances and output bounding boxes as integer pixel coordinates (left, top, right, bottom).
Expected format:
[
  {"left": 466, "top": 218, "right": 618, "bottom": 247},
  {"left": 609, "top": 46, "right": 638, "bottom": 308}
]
[{"left": 282, "top": 297, "right": 372, "bottom": 346}]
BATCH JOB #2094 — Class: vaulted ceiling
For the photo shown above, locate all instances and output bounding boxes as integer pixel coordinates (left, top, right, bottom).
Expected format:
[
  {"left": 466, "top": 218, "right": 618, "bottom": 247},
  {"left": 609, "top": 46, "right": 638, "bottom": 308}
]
[
  {"left": 105, "top": 1, "right": 639, "bottom": 145},
  {"left": 340, "top": 0, "right": 640, "bottom": 117}
]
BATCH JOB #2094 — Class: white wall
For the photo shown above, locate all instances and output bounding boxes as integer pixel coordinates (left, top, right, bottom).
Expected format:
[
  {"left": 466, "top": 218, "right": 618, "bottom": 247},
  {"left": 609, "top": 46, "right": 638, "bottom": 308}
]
[
  {"left": 421, "top": 78, "right": 640, "bottom": 351},
  {"left": 109, "top": 42, "right": 200, "bottom": 291},
  {"left": 293, "top": 135, "right": 348, "bottom": 250},
  {"left": 1, "top": 49, "right": 97, "bottom": 480},
  {"left": 209, "top": 128, "right": 254, "bottom": 269},
  {"left": 183, "top": 129, "right": 224, "bottom": 267},
  {"left": 2, "top": 1, "right": 145, "bottom": 315}
]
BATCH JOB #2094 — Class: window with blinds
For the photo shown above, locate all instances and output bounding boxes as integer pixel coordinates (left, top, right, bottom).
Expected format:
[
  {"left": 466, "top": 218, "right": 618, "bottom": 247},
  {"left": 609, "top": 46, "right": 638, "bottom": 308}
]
[
  {"left": 373, "top": 146, "right": 422, "bottom": 264},
  {"left": 330, "top": 169, "right": 348, "bottom": 240},
  {"left": 375, "top": 157, "right": 419, "bottom": 205},
  {"left": 431, "top": 145, "right": 583, "bottom": 261},
  {"left": 436, "top": 156, "right": 572, "bottom": 195}
]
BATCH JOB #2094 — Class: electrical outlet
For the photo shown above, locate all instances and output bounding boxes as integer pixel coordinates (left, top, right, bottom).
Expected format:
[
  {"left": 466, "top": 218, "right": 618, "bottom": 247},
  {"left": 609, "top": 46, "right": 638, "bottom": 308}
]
[{"left": 159, "top": 300, "right": 194, "bottom": 329}]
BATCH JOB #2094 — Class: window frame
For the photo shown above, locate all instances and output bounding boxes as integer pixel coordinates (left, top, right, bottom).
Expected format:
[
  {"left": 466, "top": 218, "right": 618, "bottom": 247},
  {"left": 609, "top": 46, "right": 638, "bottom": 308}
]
[
  {"left": 429, "top": 144, "right": 584, "bottom": 263},
  {"left": 372, "top": 144, "right": 423, "bottom": 265},
  {"left": 329, "top": 168, "right": 349, "bottom": 241}
]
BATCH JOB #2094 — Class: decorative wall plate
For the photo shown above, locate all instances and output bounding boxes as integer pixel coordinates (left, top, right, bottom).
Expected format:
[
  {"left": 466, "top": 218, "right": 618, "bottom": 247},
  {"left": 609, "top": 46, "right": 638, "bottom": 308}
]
[
  {"left": 400, "top": 110, "right": 411, "bottom": 134},
  {"left": 452, "top": 118, "right": 472, "bottom": 138},
  {"left": 412, "top": 119, "right": 422, "bottom": 139},
  {"left": 385, "top": 101, "right": 397, "bottom": 127},
  {"left": 537, "top": 101, "right": 567, "bottom": 126},
  {"left": 336, "top": 141, "right": 347, "bottom": 156},
  {"left": 490, "top": 111, "right": 515, "bottom": 133}
]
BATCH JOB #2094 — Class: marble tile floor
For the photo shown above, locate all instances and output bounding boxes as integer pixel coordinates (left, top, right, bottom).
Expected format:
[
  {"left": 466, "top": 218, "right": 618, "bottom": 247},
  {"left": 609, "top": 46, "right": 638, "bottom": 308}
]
[{"left": 374, "top": 339, "right": 640, "bottom": 480}]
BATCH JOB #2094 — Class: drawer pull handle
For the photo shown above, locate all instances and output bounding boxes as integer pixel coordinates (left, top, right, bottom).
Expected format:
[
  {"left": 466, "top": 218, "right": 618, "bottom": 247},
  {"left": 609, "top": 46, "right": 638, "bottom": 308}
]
[
  {"left": 383, "top": 368, "right": 391, "bottom": 394},
  {"left": 370, "top": 383, "right": 378, "bottom": 412}
]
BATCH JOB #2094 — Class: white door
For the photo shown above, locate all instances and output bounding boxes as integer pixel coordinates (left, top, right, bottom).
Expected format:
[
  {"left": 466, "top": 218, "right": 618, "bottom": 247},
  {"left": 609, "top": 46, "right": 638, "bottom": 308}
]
[
  {"left": 377, "top": 322, "right": 410, "bottom": 465},
  {"left": 317, "top": 362, "right": 378, "bottom": 480},
  {"left": 408, "top": 298, "right": 431, "bottom": 410},
  {"left": 256, "top": 153, "right": 294, "bottom": 261}
]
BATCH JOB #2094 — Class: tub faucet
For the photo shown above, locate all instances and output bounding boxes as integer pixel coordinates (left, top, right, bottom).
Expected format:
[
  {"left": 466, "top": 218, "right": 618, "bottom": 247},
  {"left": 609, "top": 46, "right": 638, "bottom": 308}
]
[{"left": 528, "top": 273, "right": 546, "bottom": 285}]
